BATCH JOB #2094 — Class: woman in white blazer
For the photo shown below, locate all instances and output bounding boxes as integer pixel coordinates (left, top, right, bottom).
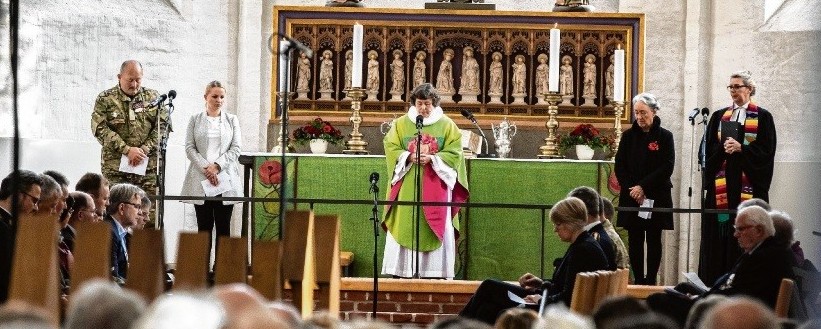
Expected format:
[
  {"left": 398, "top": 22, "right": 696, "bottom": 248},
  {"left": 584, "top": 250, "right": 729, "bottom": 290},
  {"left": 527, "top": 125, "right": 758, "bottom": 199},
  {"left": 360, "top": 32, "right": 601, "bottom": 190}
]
[{"left": 180, "top": 81, "right": 242, "bottom": 252}]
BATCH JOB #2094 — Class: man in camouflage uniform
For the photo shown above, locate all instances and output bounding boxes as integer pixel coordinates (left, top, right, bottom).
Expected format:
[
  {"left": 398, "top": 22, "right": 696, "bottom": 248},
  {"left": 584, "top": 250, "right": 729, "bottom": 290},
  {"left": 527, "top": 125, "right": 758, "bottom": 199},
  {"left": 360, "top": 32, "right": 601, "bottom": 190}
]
[{"left": 92, "top": 60, "right": 169, "bottom": 229}]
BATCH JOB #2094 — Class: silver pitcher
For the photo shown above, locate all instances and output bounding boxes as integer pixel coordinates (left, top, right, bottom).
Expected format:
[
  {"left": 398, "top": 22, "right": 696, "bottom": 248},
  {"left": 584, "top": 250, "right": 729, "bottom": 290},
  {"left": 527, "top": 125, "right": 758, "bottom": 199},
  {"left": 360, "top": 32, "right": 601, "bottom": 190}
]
[
  {"left": 380, "top": 115, "right": 398, "bottom": 135},
  {"left": 491, "top": 117, "right": 517, "bottom": 159}
]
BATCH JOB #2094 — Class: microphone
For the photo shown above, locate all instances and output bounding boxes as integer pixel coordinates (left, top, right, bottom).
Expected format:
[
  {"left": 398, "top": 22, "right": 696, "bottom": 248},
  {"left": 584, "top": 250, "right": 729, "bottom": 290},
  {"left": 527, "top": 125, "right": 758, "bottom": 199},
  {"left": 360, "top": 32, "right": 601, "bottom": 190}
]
[
  {"left": 700, "top": 107, "right": 710, "bottom": 124},
  {"left": 415, "top": 115, "right": 424, "bottom": 129},
  {"left": 279, "top": 34, "right": 313, "bottom": 59},
  {"left": 460, "top": 109, "right": 477, "bottom": 124},
  {"left": 369, "top": 172, "right": 379, "bottom": 185},
  {"left": 147, "top": 94, "right": 167, "bottom": 108},
  {"left": 687, "top": 108, "right": 700, "bottom": 122},
  {"left": 167, "top": 90, "right": 177, "bottom": 101},
  {"left": 459, "top": 109, "right": 495, "bottom": 158}
]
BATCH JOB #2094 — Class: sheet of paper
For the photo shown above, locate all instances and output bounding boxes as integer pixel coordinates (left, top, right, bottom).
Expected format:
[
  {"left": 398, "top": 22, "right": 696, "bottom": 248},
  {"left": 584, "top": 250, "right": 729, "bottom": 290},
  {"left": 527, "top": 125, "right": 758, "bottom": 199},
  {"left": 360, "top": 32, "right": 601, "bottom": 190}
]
[
  {"left": 507, "top": 291, "right": 536, "bottom": 306},
  {"left": 683, "top": 272, "right": 709, "bottom": 291},
  {"left": 201, "top": 172, "right": 232, "bottom": 197},
  {"left": 118, "top": 155, "right": 148, "bottom": 176},
  {"left": 638, "top": 198, "right": 654, "bottom": 219}
]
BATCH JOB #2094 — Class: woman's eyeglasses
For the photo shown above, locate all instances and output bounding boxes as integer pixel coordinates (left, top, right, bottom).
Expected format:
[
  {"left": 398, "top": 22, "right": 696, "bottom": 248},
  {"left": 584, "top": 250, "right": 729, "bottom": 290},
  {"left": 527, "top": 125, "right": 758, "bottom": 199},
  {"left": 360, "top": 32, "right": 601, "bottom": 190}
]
[{"left": 726, "top": 84, "right": 748, "bottom": 91}]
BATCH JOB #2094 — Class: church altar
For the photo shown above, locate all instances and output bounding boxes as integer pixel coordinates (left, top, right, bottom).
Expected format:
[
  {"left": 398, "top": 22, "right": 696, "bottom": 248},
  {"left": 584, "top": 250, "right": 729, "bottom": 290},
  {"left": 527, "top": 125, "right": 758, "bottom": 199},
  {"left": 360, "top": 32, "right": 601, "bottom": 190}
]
[{"left": 240, "top": 153, "right": 618, "bottom": 280}]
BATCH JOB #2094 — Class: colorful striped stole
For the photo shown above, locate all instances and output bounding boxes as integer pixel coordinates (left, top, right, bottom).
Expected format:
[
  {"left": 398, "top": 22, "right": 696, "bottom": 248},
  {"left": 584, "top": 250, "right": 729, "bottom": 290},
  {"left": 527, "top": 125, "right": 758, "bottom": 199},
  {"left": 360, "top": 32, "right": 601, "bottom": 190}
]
[{"left": 714, "top": 104, "right": 759, "bottom": 226}]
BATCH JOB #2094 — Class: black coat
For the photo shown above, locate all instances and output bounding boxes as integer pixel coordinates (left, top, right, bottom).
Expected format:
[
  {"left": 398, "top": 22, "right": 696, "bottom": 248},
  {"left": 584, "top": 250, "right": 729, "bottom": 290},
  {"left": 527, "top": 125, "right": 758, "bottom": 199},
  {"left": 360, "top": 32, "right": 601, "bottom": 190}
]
[
  {"left": 706, "top": 236, "right": 794, "bottom": 307},
  {"left": 543, "top": 230, "right": 611, "bottom": 305},
  {"left": 0, "top": 207, "right": 14, "bottom": 303},
  {"left": 615, "top": 116, "right": 675, "bottom": 230},
  {"left": 698, "top": 104, "right": 776, "bottom": 284}
]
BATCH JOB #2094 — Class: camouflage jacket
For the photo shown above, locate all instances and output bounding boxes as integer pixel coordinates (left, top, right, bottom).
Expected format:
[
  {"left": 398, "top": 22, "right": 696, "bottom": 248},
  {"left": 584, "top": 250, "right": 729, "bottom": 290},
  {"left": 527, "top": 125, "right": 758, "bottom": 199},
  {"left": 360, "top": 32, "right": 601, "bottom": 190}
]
[{"left": 91, "top": 86, "right": 170, "bottom": 166}]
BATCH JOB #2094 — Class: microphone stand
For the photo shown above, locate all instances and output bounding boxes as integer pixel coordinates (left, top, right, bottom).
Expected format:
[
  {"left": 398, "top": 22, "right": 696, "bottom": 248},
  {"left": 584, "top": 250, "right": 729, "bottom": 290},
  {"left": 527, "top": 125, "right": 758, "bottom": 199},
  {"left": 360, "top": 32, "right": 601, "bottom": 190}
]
[
  {"left": 156, "top": 97, "right": 173, "bottom": 230},
  {"left": 685, "top": 114, "right": 698, "bottom": 269},
  {"left": 413, "top": 124, "right": 423, "bottom": 279},
  {"left": 369, "top": 180, "right": 380, "bottom": 317},
  {"left": 469, "top": 120, "right": 496, "bottom": 158}
]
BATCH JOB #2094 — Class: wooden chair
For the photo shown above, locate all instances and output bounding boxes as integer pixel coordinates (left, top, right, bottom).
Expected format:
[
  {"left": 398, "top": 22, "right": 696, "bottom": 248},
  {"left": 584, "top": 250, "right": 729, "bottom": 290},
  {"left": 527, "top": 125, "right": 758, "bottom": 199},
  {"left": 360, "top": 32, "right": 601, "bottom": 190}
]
[
  {"left": 774, "top": 278, "right": 796, "bottom": 318},
  {"left": 8, "top": 213, "right": 60, "bottom": 326},
  {"left": 173, "top": 232, "right": 210, "bottom": 291},
  {"left": 569, "top": 272, "right": 599, "bottom": 315},
  {"left": 214, "top": 236, "right": 248, "bottom": 285},
  {"left": 69, "top": 221, "right": 112, "bottom": 293},
  {"left": 281, "top": 210, "right": 315, "bottom": 317},
  {"left": 593, "top": 270, "right": 612, "bottom": 307},
  {"left": 124, "top": 229, "right": 165, "bottom": 303},
  {"left": 250, "top": 240, "right": 282, "bottom": 300},
  {"left": 608, "top": 268, "right": 629, "bottom": 295},
  {"left": 313, "top": 214, "right": 341, "bottom": 316}
]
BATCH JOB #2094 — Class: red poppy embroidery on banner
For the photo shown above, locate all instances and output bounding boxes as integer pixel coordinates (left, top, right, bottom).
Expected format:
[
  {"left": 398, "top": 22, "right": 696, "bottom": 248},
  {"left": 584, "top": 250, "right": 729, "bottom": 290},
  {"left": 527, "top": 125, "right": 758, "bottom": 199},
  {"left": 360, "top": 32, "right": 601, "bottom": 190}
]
[{"left": 648, "top": 141, "right": 659, "bottom": 151}]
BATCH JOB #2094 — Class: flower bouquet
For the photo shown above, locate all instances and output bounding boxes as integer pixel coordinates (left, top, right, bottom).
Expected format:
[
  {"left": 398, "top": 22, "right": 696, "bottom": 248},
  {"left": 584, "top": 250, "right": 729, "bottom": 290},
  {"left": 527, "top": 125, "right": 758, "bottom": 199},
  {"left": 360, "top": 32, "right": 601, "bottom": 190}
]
[
  {"left": 292, "top": 117, "right": 344, "bottom": 145},
  {"left": 557, "top": 123, "right": 612, "bottom": 160}
]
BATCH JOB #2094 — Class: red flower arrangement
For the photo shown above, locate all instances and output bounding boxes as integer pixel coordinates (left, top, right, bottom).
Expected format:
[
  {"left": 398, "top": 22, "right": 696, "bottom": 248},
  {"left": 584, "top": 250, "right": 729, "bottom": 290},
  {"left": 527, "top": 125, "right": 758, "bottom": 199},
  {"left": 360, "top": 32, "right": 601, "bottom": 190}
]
[
  {"left": 648, "top": 141, "right": 659, "bottom": 151},
  {"left": 292, "top": 117, "right": 344, "bottom": 145},
  {"left": 557, "top": 123, "right": 610, "bottom": 151}
]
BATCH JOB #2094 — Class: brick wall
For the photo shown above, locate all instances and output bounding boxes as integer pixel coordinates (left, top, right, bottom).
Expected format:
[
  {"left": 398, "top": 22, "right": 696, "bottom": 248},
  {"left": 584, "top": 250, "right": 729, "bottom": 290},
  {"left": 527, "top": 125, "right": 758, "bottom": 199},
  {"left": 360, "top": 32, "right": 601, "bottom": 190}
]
[{"left": 339, "top": 289, "right": 474, "bottom": 324}]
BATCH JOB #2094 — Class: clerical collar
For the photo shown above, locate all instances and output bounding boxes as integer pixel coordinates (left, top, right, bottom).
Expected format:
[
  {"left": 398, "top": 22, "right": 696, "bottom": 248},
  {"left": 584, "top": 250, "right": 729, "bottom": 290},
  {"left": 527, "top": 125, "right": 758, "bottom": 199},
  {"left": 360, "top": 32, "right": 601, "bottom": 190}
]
[
  {"left": 406, "top": 106, "right": 444, "bottom": 126},
  {"left": 733, "top": 101, "right": 750, "bottom": 110}
]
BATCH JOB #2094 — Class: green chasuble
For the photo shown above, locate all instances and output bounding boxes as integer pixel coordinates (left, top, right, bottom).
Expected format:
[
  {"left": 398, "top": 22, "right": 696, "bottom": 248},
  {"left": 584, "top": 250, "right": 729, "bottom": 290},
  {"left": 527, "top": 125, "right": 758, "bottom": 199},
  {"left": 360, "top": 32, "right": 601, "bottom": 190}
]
[{"left": 382, "top": 112, "right": 469, "bottom": 252}]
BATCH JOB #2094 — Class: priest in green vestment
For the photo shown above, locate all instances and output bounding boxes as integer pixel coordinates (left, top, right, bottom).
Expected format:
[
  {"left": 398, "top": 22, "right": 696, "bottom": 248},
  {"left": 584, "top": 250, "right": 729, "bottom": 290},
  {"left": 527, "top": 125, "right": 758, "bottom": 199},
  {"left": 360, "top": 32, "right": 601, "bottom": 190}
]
[{"left": 381, "top": 83, "right": 469, "bottom": 278}]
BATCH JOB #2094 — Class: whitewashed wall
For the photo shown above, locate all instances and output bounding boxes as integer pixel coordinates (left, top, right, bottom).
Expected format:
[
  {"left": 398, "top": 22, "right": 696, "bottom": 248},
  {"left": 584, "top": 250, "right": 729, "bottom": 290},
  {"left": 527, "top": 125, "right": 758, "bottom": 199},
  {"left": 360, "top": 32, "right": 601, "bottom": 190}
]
[{"left": 1, "top": 0, "right": 819, "bottom": 279}]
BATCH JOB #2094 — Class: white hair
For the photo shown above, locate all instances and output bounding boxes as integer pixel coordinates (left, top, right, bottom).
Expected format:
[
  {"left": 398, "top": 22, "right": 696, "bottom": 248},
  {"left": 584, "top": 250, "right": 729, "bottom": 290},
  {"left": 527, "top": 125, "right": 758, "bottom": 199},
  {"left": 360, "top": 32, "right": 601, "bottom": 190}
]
[
  {"left": 737, "top": 205, "right": 775, "bottom": 237},
  {"left": 632, "top": 92, "right": 660, "bottom": 112}
]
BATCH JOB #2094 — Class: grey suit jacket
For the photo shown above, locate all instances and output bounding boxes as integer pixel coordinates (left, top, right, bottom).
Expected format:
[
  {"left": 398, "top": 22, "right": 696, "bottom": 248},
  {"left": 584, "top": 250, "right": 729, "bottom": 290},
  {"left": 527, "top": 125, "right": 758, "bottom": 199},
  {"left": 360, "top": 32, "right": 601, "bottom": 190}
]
[{"left": 180, "top": 111, "right": 243, "bottom": 205}]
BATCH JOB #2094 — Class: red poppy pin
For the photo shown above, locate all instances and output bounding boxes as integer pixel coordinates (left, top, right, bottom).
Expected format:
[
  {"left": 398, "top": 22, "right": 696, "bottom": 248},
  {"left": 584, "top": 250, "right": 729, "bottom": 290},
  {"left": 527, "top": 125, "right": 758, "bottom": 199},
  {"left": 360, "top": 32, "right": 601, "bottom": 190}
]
[{"left": 648, "top": 141, "right": 659, "bottom": 151}]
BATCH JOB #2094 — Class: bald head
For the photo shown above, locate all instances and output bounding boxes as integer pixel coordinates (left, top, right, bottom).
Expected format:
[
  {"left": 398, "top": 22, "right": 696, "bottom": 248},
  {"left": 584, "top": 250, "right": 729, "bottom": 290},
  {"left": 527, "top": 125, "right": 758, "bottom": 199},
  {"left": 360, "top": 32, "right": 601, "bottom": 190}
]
[
  {"left": 118, "top": 60, "right": 143, "bottom": 96},
  {"left": 701, "top": 297, "right": 778, "bottom": 329},
  {"left": 211, "top": 283, "right": 290, "bottom": 328}
]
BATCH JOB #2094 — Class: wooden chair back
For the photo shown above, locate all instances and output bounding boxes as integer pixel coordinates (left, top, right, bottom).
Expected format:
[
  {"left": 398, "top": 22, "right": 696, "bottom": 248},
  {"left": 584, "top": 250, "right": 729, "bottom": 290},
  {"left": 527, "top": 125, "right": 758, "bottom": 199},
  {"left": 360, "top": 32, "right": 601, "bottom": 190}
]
[
  {"left": 593, "top": 270, "right": 612, "bottom": 306},
  {"left": 250, "top": 240, "right": 282, "bottom": 300},
  {"left": 124, "top": 229, "right": 165, "bottom": 303},
  {"left": 214, "top": 236, "right": 248, "bottom": 285},
  {"left": 281, "top": 210, "right": 315, "bottom": 317},
  {"left": 69, "top": 221, "right": 112, "bottom": 293},
  {"left": 8, "top": 213, "right": 60, "bottom": 326},
  {"left": 569, "top": 272, "right": 598, "bottom": 315},
  {"left": 174, "top": 231, "right": 210, "bottom": 291},
  {"left": 774, "top": 278, "right": 795, "bottom": 318},
  {"left": 313, "top": 214, "right": 341, "bottom": 315}
]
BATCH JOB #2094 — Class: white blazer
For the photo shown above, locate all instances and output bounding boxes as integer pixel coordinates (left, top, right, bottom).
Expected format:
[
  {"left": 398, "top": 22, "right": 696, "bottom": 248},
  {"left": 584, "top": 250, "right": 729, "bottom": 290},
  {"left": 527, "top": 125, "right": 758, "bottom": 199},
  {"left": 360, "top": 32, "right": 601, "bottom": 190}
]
[{"left": 180, "top": 111, "right": 243, "bottom": 205}]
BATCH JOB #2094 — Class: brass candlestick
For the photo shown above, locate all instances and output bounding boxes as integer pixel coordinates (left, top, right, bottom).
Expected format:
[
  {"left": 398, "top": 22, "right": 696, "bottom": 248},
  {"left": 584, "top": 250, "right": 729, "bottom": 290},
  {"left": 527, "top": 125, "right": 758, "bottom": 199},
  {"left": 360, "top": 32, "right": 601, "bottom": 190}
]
[
  {"left": 610, "top": 100, "right": 625, "bottom": 160},
  {"left": 343, "top": 88, "right": 369, "bottom": 154},
  {"left": 537, "top": 91, "right": 563, "bottom": 158},
  {"left": 271, "top": 92, "right": 294, "bottom": 153}
]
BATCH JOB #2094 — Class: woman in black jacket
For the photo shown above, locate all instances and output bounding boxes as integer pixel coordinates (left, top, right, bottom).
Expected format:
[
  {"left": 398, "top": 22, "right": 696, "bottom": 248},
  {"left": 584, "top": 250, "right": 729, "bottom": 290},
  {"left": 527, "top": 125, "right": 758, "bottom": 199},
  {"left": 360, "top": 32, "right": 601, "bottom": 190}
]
[
  {"left": 615, "top": 93, "right": 675, "bottom": 285},
  {"left": 459, "top": 197, "right": 609, "bottom": 324}
]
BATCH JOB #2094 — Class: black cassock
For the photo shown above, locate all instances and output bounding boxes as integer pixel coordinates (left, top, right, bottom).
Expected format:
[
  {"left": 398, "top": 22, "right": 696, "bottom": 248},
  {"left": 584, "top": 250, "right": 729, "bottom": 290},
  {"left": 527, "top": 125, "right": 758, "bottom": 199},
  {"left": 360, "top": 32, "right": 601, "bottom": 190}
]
[{"left": 698, "top": 104, "right": 776, "bottom": 285}]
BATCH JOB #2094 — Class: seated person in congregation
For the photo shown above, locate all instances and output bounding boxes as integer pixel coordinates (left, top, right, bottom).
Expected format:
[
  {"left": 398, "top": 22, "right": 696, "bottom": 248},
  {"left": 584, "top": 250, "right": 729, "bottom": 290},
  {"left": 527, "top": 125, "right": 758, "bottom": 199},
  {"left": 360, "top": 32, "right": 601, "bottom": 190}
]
[
  {"left": 646, "top": 205, "right": 794, "bottom": 325},
  {"left": 105, "top": 183, "right": 146, "bottom": 283},
  {"left": 568, "top": 186, "right": 617, "bottom": 270},
  {"left": 459, "top": 197, "right": 609, "bottom": 324}
]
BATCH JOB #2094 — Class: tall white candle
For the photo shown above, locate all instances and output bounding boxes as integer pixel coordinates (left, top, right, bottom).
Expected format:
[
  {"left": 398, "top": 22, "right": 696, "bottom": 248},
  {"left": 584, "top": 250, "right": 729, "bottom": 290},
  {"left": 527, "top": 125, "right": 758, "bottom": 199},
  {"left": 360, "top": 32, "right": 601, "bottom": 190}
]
[
  {"left": 548, "top": 25, "right": 560, "bottom": 92},
  {"left": 613, "top": 47, "right": 625, "bottom": 102},
  {"left": 352, "top": 23, "right": 364, "bottom": 88}
]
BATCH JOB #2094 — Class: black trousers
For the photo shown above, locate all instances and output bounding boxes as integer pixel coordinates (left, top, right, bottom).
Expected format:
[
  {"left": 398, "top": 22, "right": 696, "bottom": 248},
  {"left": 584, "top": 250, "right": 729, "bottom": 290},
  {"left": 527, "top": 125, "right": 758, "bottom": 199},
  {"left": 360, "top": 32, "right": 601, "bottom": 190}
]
[
  {"left": 459, "top": 279, "right": 538, "bottom": 325},
  {"left": 628, "top": 228, "right": 662, "bottom": 285},
  {"left": 194, "top": 199, "right": 233, "bottom": 258}
]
